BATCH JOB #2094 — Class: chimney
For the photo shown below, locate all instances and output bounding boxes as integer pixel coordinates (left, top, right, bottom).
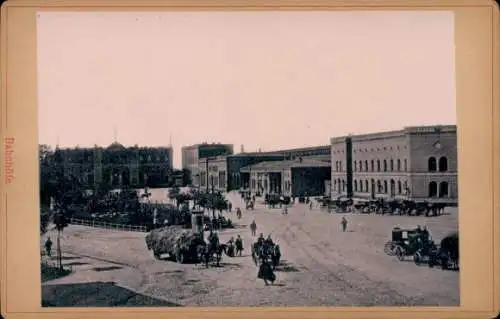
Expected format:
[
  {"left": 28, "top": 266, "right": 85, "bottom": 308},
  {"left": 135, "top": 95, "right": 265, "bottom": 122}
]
[
  {"left": 258, "top": 148, "right": 261, "bottom": 153},
  {"left": 240, "top": 144, "right": 244, "bottom": 153}
]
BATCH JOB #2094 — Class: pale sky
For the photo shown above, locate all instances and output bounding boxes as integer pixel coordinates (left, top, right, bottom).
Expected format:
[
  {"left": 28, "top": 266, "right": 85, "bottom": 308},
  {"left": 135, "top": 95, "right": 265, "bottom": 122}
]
[{"left": 37, "top": 11, "right": 456, "bottom": 169}]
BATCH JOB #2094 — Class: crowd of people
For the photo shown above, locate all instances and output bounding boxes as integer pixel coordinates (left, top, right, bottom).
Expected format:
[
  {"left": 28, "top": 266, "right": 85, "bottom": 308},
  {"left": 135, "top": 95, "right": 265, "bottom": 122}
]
[{"left": 185, "top": 190, "right": 354, "bottom": 286}]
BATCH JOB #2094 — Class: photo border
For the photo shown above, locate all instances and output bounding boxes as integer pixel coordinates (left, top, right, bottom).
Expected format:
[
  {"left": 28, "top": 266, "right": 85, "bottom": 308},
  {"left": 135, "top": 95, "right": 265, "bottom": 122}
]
[{"left": 1, "top": 0, "right": 499, "bottom": 318}]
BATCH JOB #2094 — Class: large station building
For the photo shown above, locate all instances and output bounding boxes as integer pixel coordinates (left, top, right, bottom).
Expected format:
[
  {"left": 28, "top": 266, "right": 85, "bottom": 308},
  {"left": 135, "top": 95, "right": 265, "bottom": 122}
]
[
  {"left": 197, "top": 145, "right": 331, "bottom": 193},
  {"left": 181, "top": 143, "right": 234, "bottom": 186},
  {"left": 51, "top": 142, "right": 174, "bottom": 188},
  {"left": 240, "top": 157, "right": 331, "bottom": 197},
  {"left": 330, "top": 125, "right": 458, "bottom": 204}
]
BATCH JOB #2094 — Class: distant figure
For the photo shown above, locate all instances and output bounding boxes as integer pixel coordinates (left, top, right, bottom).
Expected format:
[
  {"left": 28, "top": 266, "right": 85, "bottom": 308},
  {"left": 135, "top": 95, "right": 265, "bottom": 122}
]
[
  {"left": 282, "top": 205, "right": 288, "bottom": 215},
  {"left": 228, "top": 202, "right": 233, "bottom": 213},
  {"left": 45, "top": 237, "right": 53, "bottom": 257},
  {"left": 264, "top": 234, "right": 274, "bottom": 247},
  {"left": 235, "top": 235, "right": 244, "bottom": 256},
  {"left": 250, "top": 219, "right": 257, "bottom": 236},
  {"left": 226, "top": 237, "right": 236, "bottom": 257},
  {"left": 309, "top": 201, "right": 313, "bottom": 210},
  {"left": 341, "top": 217, "right": 348, "bottom": 232}
]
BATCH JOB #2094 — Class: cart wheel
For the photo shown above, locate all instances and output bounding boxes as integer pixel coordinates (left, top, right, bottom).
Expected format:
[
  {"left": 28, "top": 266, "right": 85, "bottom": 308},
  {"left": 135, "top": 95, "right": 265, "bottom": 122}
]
[
  {"left": 176, "top": 251, "right": 185, "bottom": 264},
  {"left": 413, "top": 252, "right": 422, "bottom": 265},
  {"left": 395, "top": 246, "right": 406, "bottom": 261},
  {"left": 441, "top": 256, "right": 448, "bottom": 270}
]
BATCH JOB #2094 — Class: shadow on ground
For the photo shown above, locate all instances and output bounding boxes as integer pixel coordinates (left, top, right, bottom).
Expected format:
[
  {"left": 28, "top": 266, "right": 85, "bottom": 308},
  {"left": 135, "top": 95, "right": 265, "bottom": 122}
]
[
  {"left": 275, "top": 261, "right": 300, "bottom": 273},
  {"left": 41, "top": 263, "right": 73, "bottom": 283},
  {"left": 50, "top": 256, "right": 81, "bottom": 261},
  {"left": 93, "top": 266, "right": 123, "bottom": 272},
  {"left": 42, "top": 281, "right": 182, "bottom": 307}
]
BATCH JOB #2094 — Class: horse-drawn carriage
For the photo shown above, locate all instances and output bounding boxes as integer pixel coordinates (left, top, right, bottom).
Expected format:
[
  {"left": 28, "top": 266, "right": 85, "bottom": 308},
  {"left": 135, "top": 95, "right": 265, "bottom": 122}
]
[
  {"left": 145, "top": 226, "right": 228, "bottom": 268},
  {"left": 384, "top": 227, "right": 435, "bottom": 261},
  {"left": 384, "top": 227, "right": 459, "bottom": 270},
  {"left": 428, "top": 232, "right": 459, "bottom": 270},
  {"left": 265, "top": 194, "right": 291, "bottom": 208},
  {"left": 353, "top": 199, "right": 448, "bottom": 216},
  {"left": 145, "top": 226, "right": 205, "bottom": 263}
]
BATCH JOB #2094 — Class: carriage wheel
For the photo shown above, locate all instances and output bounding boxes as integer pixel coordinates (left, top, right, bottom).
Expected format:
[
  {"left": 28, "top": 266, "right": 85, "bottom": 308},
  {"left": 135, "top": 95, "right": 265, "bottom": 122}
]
[
  {"left": 176, "top": 251, "right": 185, "bottom": 264},
  {"left": 441, "top": 254, "right": 449, "bottom": 270},
  {"left": 384, "top": 241, "right": 396, "bottom": 256},
  {"left": 395, "top": 246, "right": 405, "bottom": 261},
  {"left": 413, "top": 251, "right": 422, "bottom": 265}
]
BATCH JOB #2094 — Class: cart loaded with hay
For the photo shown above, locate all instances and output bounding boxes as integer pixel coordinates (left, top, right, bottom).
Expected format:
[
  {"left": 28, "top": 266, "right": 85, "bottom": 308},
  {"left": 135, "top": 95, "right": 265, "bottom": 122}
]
[{"left": 145, "top": 226, "right": 206, "bottom": 263}]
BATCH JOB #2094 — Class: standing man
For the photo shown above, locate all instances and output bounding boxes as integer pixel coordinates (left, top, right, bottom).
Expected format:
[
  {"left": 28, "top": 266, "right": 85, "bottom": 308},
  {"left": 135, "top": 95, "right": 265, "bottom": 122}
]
[
  {"left": 45, "top": 237, "right": 53, "bottom": 257},
  {"left": 250, "top": 219, "right": 257, "bottom": 236},
  {"left": 341, "top": 216, "right": 348, "bottom": 232}
]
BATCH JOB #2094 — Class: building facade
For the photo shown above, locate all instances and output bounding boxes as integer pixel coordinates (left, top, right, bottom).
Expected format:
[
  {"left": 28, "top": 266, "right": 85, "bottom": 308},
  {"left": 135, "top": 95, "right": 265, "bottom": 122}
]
[
  {"left": 240, "top": 158, "right": 331, "bottom": 197},
  {"left": 196, "top": 145, "right": 331, "bottom": 192},
  {"left": 181, "top": 143, "right": 234, "bottom": 186},
  {"left": 52, "top": 143, "right": 174, "bottom": 188},
  {"left": 331, "top": 125, "right": 458, "bottom": 203}
]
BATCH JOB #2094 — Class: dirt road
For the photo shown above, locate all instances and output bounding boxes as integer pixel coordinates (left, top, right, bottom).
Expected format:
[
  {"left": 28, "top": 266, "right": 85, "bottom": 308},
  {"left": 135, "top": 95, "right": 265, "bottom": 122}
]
[{"left": 41, "top": 191, "right": 459, "bottom": 307}]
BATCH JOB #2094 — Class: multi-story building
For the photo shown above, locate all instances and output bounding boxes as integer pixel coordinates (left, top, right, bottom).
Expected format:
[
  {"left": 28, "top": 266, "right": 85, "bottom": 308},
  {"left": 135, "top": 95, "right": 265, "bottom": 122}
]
[
  {"left": 181, "top": 143, "right": 234, "bottom": 186},
  {"left": 51, "top": 142, "right": 174, "bottom": 188},
  {"left": 330, "top": 125, "right": 458, "bottom": 203},
  {"left": 197, "top": 145, "right": 331, "bottom": 192},
  {"left": 198, "top": 154, "right": 287, "bottom": 192}
]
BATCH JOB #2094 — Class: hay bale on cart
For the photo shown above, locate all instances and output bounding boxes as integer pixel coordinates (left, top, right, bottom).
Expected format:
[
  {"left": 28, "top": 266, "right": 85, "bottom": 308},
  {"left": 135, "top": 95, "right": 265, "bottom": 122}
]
[{"left": 145, "top": 226, "right": 205, "bottom": 263}]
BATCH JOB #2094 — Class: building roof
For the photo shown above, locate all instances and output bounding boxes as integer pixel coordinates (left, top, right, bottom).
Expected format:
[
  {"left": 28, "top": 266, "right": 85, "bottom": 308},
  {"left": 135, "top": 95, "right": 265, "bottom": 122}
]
[
  {"left": 238, "top": 145, "right": 330, "bottom": 156},
  {"left": 240, "top": 158, "right": 331, "bottom": 172},
  {"left": 182, "top": 143, "right": 233, "bottom": 150},
  {"left": 330, "top": 124, "right": 457, "bottom": 144}
]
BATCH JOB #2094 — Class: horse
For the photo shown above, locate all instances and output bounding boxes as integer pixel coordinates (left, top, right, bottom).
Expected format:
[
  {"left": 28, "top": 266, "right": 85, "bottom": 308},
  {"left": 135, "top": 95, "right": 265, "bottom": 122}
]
[
  {"left": 198, "top": 242, "right": 225, "bottom": 268},
  {"left": 225, "top": 242, "right": 236, "bottom": 257}
]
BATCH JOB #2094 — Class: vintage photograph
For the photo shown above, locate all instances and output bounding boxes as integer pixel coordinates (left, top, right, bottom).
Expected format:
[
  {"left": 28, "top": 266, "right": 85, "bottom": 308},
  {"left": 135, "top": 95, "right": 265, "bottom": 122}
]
[{"left": 37, "top": 11, "right": 459, "bottom": 307}]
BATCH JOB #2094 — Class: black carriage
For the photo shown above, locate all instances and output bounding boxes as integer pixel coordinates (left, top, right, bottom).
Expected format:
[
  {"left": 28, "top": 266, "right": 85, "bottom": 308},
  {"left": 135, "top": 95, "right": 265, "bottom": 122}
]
[
  {"left": 427, "top": 232, "right": 459, "bottom": 270},
  {"left": 384, "top": 227, "right": 435, "bottom": 261}
]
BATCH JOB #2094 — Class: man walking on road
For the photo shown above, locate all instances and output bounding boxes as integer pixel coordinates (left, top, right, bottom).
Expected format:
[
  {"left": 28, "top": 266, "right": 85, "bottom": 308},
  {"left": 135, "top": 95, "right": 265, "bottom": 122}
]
[
  {"left": 341, "top": 216, "right": 348, "bottom": 232},
  {"left": 250, "top": 219, "right": 257, "bottom": 236}
]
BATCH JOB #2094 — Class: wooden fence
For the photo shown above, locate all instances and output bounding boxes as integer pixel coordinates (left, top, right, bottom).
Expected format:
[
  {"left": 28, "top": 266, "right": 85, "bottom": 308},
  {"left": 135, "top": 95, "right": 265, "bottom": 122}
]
[{"left": 69, "top": 218, "right": 148, "bottom": 233}]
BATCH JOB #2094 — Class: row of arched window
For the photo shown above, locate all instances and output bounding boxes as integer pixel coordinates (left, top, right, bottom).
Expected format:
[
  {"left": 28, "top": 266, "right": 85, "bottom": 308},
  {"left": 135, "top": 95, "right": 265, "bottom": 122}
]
[
  {"left": 428, "top": 157, "right": 448, "bottom": 172},
  {"left": 335, "top": 158, "right": 408, "bottom": 173},
  {"left": 334, "top": 156, "right": 450, "bottom": 173}
]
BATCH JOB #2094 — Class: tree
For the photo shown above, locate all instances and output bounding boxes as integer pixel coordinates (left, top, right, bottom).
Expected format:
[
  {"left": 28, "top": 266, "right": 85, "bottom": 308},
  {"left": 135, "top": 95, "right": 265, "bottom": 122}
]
[
  {"left": 40, "top": 205, "right": 52, "bottom": 235},
  {"left": 51, "top": 174, "right": 86, "bottom": 270}
]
